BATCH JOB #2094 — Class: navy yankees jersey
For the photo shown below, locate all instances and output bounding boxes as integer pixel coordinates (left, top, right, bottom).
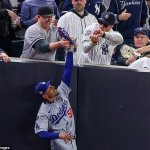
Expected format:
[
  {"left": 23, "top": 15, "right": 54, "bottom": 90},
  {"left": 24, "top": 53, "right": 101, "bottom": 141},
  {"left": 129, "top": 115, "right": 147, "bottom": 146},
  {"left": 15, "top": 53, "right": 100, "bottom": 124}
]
[{"left": 35, "top": 81, "right": 76, "bottom": 150}]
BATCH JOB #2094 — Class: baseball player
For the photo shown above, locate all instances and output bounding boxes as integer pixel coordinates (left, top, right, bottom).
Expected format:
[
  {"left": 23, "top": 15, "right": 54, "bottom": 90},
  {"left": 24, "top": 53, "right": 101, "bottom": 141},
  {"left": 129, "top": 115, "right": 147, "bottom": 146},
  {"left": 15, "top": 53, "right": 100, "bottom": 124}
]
[
  {"left": 34, "top": 46, "right": 77, "bottom": 150},
  {"left": 78, "top": 12, "right": 123, "bottom": 65}
]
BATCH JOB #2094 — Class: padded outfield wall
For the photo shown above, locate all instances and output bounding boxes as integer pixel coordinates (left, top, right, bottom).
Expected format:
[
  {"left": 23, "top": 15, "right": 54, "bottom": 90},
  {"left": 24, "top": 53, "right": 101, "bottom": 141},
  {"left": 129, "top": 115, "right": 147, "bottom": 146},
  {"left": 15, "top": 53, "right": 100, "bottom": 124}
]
[{"left": 0, "top": 60, "right": 150, "bottom": 150}]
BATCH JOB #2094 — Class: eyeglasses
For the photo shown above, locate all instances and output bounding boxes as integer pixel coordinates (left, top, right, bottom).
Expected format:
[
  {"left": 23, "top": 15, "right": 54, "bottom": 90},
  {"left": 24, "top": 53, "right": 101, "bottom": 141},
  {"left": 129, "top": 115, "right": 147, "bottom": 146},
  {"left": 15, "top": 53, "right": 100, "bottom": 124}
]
[{"left": 99, "top": 20, "right": 109, "bottom": 28}]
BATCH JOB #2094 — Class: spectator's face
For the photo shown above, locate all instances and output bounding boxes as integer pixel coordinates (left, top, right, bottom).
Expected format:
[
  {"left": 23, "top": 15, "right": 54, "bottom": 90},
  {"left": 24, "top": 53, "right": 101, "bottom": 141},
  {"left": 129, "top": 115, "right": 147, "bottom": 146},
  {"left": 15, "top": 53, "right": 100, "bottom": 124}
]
[
  {"left": 134, "top": 33, "right": 149, "bottom": 48},
  {"left": 72, "top": 0, "right": 87, "bottom": 12},
  {"left": 38, "top": 16, "right": 53, "bottom": 30}
]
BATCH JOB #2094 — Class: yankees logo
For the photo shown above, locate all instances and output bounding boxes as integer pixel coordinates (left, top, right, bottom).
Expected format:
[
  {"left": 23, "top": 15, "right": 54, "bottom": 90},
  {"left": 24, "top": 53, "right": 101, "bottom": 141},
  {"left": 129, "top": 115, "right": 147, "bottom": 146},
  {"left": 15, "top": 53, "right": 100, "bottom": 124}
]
[
  {"left": 101, "top": 43, "right": 109, "bottom": 55},
  {"left": 94, "top": 4, "right": 101, "bottom": 15}
]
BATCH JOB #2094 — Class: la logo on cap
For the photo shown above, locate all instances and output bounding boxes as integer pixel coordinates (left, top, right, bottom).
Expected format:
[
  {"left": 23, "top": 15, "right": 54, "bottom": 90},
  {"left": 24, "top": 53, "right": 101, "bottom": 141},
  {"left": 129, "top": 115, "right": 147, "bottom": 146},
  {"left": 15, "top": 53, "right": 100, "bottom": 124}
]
[{"left": 140, "top": 27, "right": 142, "bottom": 31}]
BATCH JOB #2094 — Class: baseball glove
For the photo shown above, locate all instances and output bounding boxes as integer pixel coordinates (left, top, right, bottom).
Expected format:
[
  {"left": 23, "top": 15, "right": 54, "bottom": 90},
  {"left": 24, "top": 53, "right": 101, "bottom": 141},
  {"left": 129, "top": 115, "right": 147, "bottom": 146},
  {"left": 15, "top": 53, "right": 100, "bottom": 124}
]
[
  {"left": 120, "top": 44, "right": 141, "bottom": 58},
  {"left": 58, "top": 27, "right": 76, "bottom": 45}
]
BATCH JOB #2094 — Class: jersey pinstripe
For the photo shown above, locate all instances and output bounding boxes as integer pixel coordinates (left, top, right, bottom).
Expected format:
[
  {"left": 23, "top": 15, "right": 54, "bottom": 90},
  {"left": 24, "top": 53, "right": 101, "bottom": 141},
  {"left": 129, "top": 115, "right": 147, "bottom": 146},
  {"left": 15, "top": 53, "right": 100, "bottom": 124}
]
[
  {"left": 57, "top": 11, "right": 98, "bottom": 64},
  {"left": 79, "top": 23, "right": 123, "bottom": 65},
  {"left": 129, "top": 57, "right": 150, "bottom": 69}
]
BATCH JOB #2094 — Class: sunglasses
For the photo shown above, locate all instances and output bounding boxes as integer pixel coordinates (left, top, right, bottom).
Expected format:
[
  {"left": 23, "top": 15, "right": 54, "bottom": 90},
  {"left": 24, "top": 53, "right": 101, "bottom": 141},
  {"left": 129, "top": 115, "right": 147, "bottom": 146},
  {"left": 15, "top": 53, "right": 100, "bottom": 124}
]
[{"left": 99, "top": 20, "right": 109, "bottom": 28}]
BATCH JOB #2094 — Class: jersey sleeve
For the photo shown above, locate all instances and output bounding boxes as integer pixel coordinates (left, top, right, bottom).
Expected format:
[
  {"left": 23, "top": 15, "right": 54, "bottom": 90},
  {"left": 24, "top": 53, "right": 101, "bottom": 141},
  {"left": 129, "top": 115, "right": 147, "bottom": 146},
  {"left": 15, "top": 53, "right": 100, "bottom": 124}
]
[
  {"left": 34, "top": 104, "right": 49, "bottom": 134},
  {"left": 25, "top": 26, "right": 45, "bottom": 47},
  {"left": 57, "top": 81, "right": 71, "bottom": 99}
]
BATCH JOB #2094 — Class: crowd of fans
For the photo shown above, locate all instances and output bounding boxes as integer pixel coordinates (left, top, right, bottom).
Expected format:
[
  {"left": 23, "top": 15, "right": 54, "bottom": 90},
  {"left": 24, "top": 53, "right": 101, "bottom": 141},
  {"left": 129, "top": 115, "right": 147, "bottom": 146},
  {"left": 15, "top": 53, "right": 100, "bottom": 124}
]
[{"left": 0, "top": 0, "right": 150, "bottom": 69}]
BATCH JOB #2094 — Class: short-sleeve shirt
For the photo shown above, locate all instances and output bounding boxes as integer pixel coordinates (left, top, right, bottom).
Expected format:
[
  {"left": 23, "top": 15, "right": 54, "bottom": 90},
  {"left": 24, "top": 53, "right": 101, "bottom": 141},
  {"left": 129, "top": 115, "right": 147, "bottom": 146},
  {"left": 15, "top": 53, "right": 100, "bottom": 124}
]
[{"left": 21, "top": 23, "right": 61, "bottom": 61}]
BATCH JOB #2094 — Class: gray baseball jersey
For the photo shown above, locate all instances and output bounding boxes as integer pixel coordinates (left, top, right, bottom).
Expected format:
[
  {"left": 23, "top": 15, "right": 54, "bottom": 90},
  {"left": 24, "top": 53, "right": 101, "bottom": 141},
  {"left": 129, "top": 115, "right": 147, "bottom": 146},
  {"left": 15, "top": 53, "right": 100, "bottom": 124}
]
[
  {"left": 58, "top": 11, "right": 98, "bottom": 64},
  {"left": 35, "top": 81, "right": 77, "bottom": 150},
  {"left": 79, "top": 23, "right": 123, "bottom": 65},
  {"left": 21, "top": 23, "right": 61, "bottom": 61}
]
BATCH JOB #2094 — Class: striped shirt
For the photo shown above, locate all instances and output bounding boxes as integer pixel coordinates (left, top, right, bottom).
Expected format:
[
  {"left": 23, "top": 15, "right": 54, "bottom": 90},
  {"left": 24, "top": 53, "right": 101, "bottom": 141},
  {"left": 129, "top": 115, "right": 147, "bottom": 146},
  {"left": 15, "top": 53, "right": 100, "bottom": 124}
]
[
  {"left": 79, "top": 23, "right": 123, "bottom": 65},
  {"left": 129, "top": 57, "right": 150, "bottom": 69},
  {"left": 57, "top": 9, "right": 98, "bottom": 64}
]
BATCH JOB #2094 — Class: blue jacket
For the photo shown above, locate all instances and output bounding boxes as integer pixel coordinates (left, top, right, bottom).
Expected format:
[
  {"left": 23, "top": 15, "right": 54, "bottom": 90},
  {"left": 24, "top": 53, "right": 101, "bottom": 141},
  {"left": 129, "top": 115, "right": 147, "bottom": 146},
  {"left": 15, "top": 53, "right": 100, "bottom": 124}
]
[
  {"left": 108, "top": 0, "right": 149, "bottom": 41},
  {"left": 21, "top": 0, "right": 60, "bottom": 28}
]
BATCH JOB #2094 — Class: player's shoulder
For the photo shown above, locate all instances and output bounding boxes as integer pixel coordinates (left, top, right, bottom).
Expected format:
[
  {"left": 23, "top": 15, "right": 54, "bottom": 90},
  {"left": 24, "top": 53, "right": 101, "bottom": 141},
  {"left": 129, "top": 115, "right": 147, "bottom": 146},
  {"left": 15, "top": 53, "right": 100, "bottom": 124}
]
[{"left": 38, "top": 102, "right": 52, "bottom": 114}]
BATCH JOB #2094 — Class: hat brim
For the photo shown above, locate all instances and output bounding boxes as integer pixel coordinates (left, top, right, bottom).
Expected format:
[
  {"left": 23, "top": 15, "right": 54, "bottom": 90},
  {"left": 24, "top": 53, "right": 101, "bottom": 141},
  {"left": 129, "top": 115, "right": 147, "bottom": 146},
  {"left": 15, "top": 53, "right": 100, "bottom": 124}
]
[
  {"left": 98, "top": 17, "right": 118, "bottom": 25},
  {"left": 134, "top": 31, "right": 148, "bottom": 37},
  {"left": 45, "top": 80, "right": 51, "bottom": 92}
]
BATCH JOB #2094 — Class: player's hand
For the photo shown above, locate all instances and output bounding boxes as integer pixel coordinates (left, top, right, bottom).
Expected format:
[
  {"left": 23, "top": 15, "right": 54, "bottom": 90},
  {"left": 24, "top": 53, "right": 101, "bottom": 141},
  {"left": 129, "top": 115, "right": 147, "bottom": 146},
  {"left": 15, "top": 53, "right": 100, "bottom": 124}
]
[
  {"left": 118, "top": 9, "right": 131, "bottom": 21},
  {"left": 0, "top": 53, "right": 10, "bottom": 63},
  {"left": 59, "top": 132, "right": 75, "bottom": 144}
]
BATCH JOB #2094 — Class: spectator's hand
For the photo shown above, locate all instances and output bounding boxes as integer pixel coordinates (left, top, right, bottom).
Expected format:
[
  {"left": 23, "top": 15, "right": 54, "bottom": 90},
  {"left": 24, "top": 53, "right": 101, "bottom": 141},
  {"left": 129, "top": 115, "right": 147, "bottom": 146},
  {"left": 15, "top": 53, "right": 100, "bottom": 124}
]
[
  {"left": 59, "top": 132, "right": 75, "bottom": 144},
  {"left": 0, "top": 53, "right": 10, "bottom": 63},
  {"left": 60, "top": 39, "right": 70, "bottom": 49},
  {"left": 118, "top": 9, "right": 131, "bottom": 21},
  {"left": 136, "top": 48, "right": 143, "bottom": 54},
  {"left": 7, "top": 10, "right": 18, "bottom": 21},
  {"left": 90, "top": 29, "right": 104, "bottom": 45},
  {"left": 93, "top": 29, "right": 104, "bottom": 37},
  {"left": 126, "top": 56, "right": 136, "bottom": 65}
]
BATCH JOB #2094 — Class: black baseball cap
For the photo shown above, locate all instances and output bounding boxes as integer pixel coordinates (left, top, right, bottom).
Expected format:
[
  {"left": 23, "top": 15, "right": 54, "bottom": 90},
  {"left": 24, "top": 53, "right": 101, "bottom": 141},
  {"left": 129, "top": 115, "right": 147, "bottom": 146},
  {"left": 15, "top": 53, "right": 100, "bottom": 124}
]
[
  {"left": 98, "top": 12, "right": 118, "bottom": 26},
  {"left": 38, "top": 6, "right": 55, "bottom": 16},
  {"left": 134, "top": 27, "right": 149, "bottom": 36}
]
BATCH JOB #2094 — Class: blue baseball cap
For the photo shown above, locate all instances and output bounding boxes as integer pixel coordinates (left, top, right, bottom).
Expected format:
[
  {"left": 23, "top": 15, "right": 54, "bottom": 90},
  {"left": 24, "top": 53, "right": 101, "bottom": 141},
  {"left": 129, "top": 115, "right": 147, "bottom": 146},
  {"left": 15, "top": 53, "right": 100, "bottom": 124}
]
[
  {"left": 35, "top": 80, "right": 51, "bottom": 95},
  {"left": 98, "top": 12, "right": 118, "bottom": 26},
  {"left": 134, "top": 27, "right": 148, "bottom": 36}
]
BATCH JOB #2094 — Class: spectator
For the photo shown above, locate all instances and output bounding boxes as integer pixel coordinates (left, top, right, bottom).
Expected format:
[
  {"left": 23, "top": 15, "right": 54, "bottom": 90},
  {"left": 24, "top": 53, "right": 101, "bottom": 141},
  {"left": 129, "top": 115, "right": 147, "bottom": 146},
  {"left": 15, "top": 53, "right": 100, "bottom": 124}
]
[
  {"left": 0, "top": 0, "right": 19, "bottom": 56},
  {"left": 78, "top": 12, "right": 123, "bottom": 65},
  {"left": 57, "top": 0, "right": 106, "bottom": 19},
  {"left": 0, "top": 48, "right": 10, "bottom": 63},
  {"left": 20, "top": 6, "right": 70, "bottom": 61},
  {"left": 58, "top": 0, "right": 98, "bottom": 64},
  {"left": 21, "top": 0, "right": 60, "bottom": 28},
  {"left": 108, "top": 0, "right": 149, "bottom": 45},
  {"left": 112, "top": 27, "right": 150, "bottom": 66}
]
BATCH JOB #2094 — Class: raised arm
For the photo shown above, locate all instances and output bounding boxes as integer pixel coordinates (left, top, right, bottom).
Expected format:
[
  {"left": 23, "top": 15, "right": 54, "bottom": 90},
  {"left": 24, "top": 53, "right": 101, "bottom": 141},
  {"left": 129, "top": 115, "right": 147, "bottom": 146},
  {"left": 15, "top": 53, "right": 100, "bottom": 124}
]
[{"left": 61, "top": 51, "right": 73, "bottom": 87}]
